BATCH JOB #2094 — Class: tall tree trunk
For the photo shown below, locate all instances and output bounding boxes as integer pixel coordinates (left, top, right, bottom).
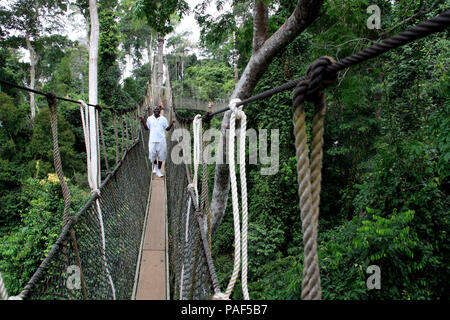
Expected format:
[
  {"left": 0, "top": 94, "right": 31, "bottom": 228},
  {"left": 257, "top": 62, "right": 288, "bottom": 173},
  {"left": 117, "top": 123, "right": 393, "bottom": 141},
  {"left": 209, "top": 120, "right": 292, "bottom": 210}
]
[
  {"left": 89, "top": 0, "right": 99, "bottom": 106},
  {"left": 156, "top": 34, "right": 165, "bottom": 105},
  {"left": 233, "top": 31, "right": 239, "bottom": 84},
  {"left": 181, "top": 57, "right": 184, "bottom": 81},
  {"left": 26, "top": 33, "right": 38, "bottom": 122},
  {"left": 252, "top": 0, "right": 268, "bottom": 54},
  {"left": 148, "top": 32, "right": 153, "bottom": 74},
  {"left": 210, "top": 0, "right": 325, "bottom": 232}
]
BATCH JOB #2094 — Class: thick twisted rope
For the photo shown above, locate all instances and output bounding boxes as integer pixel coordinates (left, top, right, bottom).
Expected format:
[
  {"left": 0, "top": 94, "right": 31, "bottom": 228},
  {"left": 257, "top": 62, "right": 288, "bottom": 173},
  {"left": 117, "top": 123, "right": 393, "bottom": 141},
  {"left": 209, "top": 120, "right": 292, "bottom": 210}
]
[
  {"left": 292, "top": 57, "right": 337, "bottom": 300},
  {"left": 310, "top": 93, "right": 326, "bottom": 234},
  {"left": 47, "top": 94, "right": 71, "bottom": 227},
  {"left": 224, "top": 98, "right": 250, "bottom": 300},
  {"left": 201, "top": 122, "right": 212, "bottom": 249},
  {"left": 190, "top": 115, "right": 203, "bottom": 201},
  {"left": 238, "top": 105, "right": 250, "bottom": 301},
  {"left": 48, "top": 94, "right": 75, "bottom": 302}
]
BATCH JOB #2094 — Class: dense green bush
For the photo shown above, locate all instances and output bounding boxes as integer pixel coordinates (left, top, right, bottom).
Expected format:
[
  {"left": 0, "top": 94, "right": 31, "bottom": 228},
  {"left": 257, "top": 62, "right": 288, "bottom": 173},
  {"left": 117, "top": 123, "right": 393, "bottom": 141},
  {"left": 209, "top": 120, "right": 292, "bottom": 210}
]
[
  {"left": 211, "top": 1, "right": 449, "bottom": 300},
  {"left": 0, "top": 176, "right": 89, "bottom": 296}
]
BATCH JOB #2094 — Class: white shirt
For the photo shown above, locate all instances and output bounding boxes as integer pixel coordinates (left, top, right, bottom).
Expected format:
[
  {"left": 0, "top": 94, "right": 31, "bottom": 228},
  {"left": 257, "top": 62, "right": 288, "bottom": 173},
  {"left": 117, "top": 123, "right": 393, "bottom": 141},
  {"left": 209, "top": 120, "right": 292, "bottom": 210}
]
[{"left": 146, "top": 114, "right": 168, "bottom": 143}]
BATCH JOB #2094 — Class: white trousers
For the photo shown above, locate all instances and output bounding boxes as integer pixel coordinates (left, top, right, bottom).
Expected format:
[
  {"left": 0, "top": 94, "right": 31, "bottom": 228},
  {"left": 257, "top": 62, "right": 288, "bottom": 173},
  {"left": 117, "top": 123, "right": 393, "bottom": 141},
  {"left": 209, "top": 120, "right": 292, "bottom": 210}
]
[{"left": 149, "top": 140, "right": 167, "bottom": 162}]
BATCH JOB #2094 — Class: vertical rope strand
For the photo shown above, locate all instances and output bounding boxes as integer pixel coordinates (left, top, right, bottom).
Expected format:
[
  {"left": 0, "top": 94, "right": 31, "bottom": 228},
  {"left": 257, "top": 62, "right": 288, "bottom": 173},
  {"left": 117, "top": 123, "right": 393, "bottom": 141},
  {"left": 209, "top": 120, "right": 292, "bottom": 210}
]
[
  {"left": 113, "top": 112, "right": 119, "bottom": 164},
  {"left": 224, "top": 98, "right": 250, "bottom": 300},
  {"left": 225, "top": 110, "right": 241, "bottom": 299},
  {"left": 120, "top": 113, "right": 125, "bottom": 154},
  {"left": 239, "top": 111, "right": 250, "bottom": 300},
  {"left": 48, "top": 94, "right": 71, "bottom": 227},
  {"left": 201, "top": 123, "right": 212, "bottom": 249},
  {"left": 292, "top": 98, "right": 319, "bottom": 300},
  {"left": 99, "top": 112, "right": 109, "bottom": 172},
  {"left": 308, "top": 93, "right": 327, "bottom": 300}
]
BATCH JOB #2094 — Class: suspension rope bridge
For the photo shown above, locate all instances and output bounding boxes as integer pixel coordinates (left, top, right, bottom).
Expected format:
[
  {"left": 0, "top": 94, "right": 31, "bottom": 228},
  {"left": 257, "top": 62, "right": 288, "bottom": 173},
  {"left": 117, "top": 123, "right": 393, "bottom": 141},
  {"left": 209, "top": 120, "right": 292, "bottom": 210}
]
[{"left": 0, "top": 10, "right": 448, "bottom": 300}]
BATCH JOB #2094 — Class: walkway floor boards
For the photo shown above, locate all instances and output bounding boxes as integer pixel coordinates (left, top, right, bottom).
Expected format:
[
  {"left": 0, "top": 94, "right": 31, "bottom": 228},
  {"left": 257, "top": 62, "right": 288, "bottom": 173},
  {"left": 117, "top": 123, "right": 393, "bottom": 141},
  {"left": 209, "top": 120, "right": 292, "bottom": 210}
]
[{"left": 135, "top": 167, "right": 167, "bottom": 300}]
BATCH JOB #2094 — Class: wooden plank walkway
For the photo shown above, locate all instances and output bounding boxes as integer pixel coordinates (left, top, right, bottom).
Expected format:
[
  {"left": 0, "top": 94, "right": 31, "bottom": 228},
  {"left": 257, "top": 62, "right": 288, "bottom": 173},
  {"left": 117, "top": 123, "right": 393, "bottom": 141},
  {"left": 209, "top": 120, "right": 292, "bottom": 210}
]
[{"left": 135, "top": 168, "right": 168, "bottom": 300}]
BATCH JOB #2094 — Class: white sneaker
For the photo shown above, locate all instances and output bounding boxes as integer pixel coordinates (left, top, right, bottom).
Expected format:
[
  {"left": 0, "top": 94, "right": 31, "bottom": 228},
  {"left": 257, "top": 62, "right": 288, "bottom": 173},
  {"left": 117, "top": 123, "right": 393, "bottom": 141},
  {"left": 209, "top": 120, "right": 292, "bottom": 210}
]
[
  {"left": 156, "top": 169, "right": 164, "bottom": 178},
  {"left": 153, "top": 165, "right": 157, "bottom": 173}
]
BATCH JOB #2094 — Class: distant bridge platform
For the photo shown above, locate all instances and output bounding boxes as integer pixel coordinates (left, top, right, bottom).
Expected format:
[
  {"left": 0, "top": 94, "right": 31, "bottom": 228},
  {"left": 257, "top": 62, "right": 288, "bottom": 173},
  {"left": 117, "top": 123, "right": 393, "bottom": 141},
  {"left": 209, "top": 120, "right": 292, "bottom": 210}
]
[{"left": 172, "top": 96, "right": 228, "bottom": 113}]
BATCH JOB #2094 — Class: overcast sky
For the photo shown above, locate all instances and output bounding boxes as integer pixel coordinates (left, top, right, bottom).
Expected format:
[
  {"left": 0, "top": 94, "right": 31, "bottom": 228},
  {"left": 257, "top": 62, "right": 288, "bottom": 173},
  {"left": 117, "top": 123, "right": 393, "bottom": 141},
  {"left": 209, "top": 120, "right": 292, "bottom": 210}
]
[
  {"left": 176, "top": 0, "right": 231, "bottom": 53},
  {"left": 176, "top": 0, "right": 203, "bottom": 46}
]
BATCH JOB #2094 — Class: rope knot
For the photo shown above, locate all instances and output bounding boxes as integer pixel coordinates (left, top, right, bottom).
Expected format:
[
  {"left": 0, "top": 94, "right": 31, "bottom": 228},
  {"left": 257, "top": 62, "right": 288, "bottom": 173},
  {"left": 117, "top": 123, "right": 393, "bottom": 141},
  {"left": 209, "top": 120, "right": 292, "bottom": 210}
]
[
  {"left": 46, "top": 92, "right": 57, "bottom": 106},
  {"left": 292, "top": 56, "right": 337, "bottom": 113},
  {"left": 306, "top": 56, "right": 337, "bottom": 97},
  {"left": 229, "top": 98, "right": 243, "bottom": 119},
  {"left": 293, "top": 57, "right": 337, "bottom": 112},
  {"left": 70, "top": 216, "right": 79, "bottom": 225},
  {"left": 203, "top": 112, "right": 213, "bottom": 123}
]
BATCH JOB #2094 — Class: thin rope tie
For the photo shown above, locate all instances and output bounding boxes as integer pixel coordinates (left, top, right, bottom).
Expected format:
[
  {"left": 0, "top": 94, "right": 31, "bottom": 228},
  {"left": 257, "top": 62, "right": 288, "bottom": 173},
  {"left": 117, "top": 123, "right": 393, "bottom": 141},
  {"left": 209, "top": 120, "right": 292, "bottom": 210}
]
[{"left": 47, "top": 94, "right": 71, "bottom": 227}]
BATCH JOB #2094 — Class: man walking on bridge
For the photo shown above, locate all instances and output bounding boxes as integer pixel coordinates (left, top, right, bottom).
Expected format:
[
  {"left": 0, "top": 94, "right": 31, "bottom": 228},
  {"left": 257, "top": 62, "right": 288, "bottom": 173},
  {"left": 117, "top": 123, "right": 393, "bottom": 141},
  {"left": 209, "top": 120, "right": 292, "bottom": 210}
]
[{"left": 139, "top": 105, "right": 175, "bottom": 178}]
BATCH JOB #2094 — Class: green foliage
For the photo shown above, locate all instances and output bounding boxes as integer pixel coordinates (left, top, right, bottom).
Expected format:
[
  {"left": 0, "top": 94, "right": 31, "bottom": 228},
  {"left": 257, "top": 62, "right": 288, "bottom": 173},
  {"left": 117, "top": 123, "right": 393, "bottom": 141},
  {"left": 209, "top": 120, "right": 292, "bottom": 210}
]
[
  {"left": 0, "top": 92, "right": 30, "bottom": 229},
  {"left": 0, "top": 0, "right": 448, "bottom": 301},
  {"left": 182, "top": 60, "right": 234, "bottom": 101},
  {"left": 0, "top": 176, "right": 89, "bottom": 296},
  {"left": 99, "top": 0, "right": 128, "bottom": 108},
  {"left": 319, "top": 210, "right": 424, "bottom": 299},
  {"left": 43, "top": 46, "right": 89, "bottom": 97},
  {"left": 211, "top": 0, "right": 449, "bottom": 300},
  {"left": 0, "top": 48, "right": 28, "bottom": 100},
  {"left": 26, "top": 107, "right": 83, "bottom": 179},
  {"left": 118, "top": 0, "right": 154, "bottom": 67},
  {"left": 135, "top": 0, "right": 189, "bottom": 36},
  {"left": 194, "top": 0, "right": 252, "bottom": 62}
]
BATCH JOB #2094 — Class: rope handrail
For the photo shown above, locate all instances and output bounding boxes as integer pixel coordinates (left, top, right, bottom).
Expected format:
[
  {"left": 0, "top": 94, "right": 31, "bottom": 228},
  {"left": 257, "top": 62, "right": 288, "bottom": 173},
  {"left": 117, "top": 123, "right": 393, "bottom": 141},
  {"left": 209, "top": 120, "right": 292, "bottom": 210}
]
[
  {"left": 0, "top": 79, "right": 98, "bottom": 108},
  {"left": 0, "top": 79, "right": 143, "bottom": 114}
]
